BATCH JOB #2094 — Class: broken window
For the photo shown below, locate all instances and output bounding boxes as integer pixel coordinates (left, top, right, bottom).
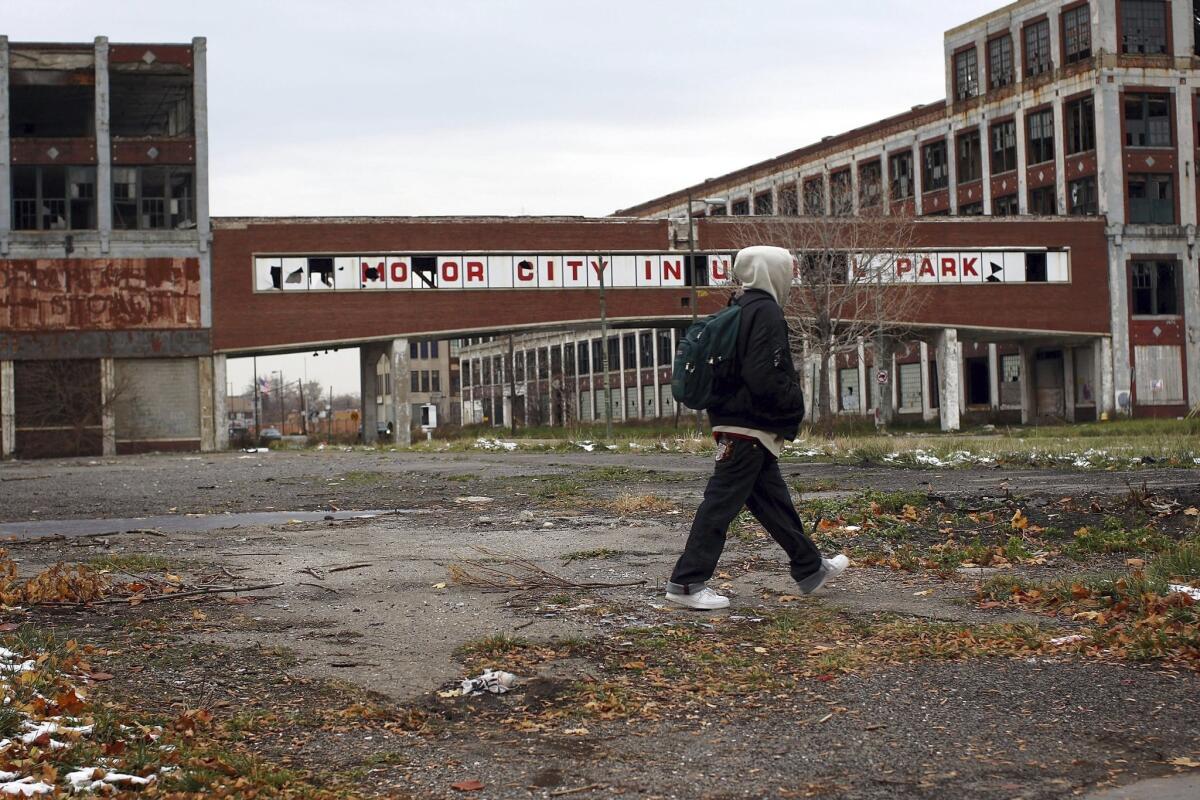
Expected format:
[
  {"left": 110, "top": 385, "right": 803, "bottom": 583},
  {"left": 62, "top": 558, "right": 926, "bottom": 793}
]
[
  {"left": 1124, "top": 93, "right": 1171, "bottom": 147},
  {"left": 1023, "top": 19, "right": 1053, "bottom": 77},
  {"left": 639, "top": 332, "right": 654, "bottom": 368},
  {"left": 753, "top": 190, "right": 773, "bottom": 215},
  {"left": 990, "top": 120, "right": 1018, "bottom": 173},
  {"left": 657, "top": 330, "right": 673, "bottom": 366},
  {"left": 778, "top": 184, "right": 799, "bottom": 216},
  {"left": 921, "top": 141, "right": 948, "bottom": 191},
  {"left": 993, "top": 194, "right": 1019, "bottom": 216},
  {"left": 858, "top": 161, "right": 882, "bottom": 208},
  {"left": 9, "top": 71, "right": 94, "bottom": 138},
  {"left": 889, "top": 151, "right": 914, "bottom": 200},
  {"left": 803, "top": 178, "right": 825, "bottom": 215},
  {"left": 1066, "top": 95, "right": 1096, "bottom": 153},
  {"left": 577, "top": 341, "right": 590, "bottom": 375},
  {"left": 1069, "top": 176, "right": 1099, "bottom": 215},
  {"left": 109, "top": 73, "right": 193, "bottom": 138},
  {"left": 1127, "top": 173, "right": 1175, "bottom": 223},
  {"left": 10, "top": 165, "right": 95, "bottom": 231},
  {"left": 111, "top": 166, "right": 195, "bottom": 230},
  {"left": 1131, "top": 261, "right": 1180, "bottom": 315},
  {"left": 1025, "top": 252, "right": 1048, "bottom": 282},
  {"left": 1121, "top": 0, "right": 1168, "bottom": 54},
  {"left": 1028, "top": 185, "right": 1057, "bottom": 215},
  {"left": 1026, "top": 108, "right": 1055, "bottom": 165},
  {"left": 956, "top": 130, "right": 981, "bottom": 183},
  {"left": 987, "top": 35, "right": 1014, "bottom": 89},
  {"left": 830, "top": 170, "right": 853, "bottom": 214},
  {"left": 954, "top": 47, "right": 978, "bottom": 100},
  {"left": 1062, "top": 5, "right": 1092, "bottom": 63},
  {"left": 730, "top": 198, "right": 750, "bottom": 216}
]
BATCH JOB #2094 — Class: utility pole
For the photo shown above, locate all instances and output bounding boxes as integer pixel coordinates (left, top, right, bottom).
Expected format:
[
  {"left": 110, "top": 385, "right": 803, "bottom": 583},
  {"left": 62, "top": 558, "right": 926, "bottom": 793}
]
[
  {"left": 252, "top": 356, "right": 260, "bottom": 437},
  {"left": 328, "top": 386, "right": 333, "bottom": 440},
  {"left": 274, "top": 370, "right": 284, "bottom": 432},
  {"left": 598, "top": 260, "right": 613, "bottom": 441},
  {"left": 508, "top": 335, "right": 517, "bottom": 436},
  {"left": 297, "top": 378, "right": 307, "bottom": 435}
]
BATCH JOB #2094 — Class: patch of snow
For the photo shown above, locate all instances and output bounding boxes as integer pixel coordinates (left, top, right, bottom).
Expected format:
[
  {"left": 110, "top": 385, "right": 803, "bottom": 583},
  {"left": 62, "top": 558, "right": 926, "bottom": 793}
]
[
  {"left": 473, "top": 437, "right": 518, "bottom": 452},
  {"left": 572, "top": 441, "right": 596, "bottom": 452},
  {"left": 460, "top": 669, "right": 518, "bottom": 696},
  {"left": 67, "top": 768, "right": 156, "bottom": 793},
  {"left": 0, "top": 778, "right": 53, "bottom": 797},
  {"left": 1048, "top": 634, "right": 1086, "bottom": 646},
  {"left": 1168, "top": 584, "right": 1200, "bottom": 601}
]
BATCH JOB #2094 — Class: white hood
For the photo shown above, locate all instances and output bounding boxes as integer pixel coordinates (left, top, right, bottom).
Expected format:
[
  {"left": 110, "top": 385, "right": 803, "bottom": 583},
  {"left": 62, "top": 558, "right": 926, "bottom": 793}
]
[{"left": 733, "top": 245, "right": 793, "bottom": 305}]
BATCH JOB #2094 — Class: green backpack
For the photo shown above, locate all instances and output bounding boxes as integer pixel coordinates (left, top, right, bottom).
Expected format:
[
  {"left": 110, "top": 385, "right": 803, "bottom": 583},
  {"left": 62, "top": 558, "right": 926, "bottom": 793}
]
[{"left": 671, "top": 304, "right": 743, "bottom": 410}]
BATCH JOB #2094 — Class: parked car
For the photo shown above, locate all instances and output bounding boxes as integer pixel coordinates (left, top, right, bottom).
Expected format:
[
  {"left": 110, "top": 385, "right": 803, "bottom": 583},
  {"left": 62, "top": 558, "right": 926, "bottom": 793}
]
[{"left": 259, "top": 427, "right": 283, "bottom": 445}]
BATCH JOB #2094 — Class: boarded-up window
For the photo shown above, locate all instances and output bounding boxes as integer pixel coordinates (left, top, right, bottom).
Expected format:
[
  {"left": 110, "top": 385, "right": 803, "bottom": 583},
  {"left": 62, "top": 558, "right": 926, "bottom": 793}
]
[
  {"left": 899, "top": 363, "right": 923, "bottom": 411},
  {"left": 643, "top": 385, "right": 657, "bottom": 417},
  {"left": 839, "top": 368, "right": 860, "bottom": 412},
  {"left": 999, "top": 354, "right": 1022, "bottom": 406},
  {"left": 660, "top": 384, "right": 675, "bottom": 416},
  {"left": 580, "top": 390, "right": 593, "bottom": 421},
  {"left": 1134, "top": 345, "right": 1184, "bottom": 405},
  {"left": 1074, "top": 347, "right": 1096, "bottom": 406},
  {"left": 625, "top": 386, "right": 640, "bottom": 418}
]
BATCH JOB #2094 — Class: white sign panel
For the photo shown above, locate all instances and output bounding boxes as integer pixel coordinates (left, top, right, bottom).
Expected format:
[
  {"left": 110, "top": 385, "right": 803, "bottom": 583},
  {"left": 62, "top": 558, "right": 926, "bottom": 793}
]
[{"left": 252, "top": 250, "right": 1069, "bottom": 292}]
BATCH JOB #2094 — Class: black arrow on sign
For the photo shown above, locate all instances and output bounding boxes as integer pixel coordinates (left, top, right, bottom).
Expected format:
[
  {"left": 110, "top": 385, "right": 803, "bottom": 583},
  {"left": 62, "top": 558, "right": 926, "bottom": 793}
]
[{"left": 986, "top": 261, "right": 1003, "bottom": 282}]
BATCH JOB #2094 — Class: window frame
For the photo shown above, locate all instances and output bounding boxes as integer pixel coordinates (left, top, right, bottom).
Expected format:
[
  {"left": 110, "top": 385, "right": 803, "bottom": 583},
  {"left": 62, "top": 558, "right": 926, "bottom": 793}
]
[
  {"left": 1022, "top": 17, "right": 1053, "bottom": 78},
  {"left": 1065, "top": 93, "right": 1096, "bottom": 154},
  {"left": 888, "top": 150, "right": 914, "bottom": 200},
  {"left": 1130, "top": 260, "right": 1181, "bottom": 316},
  {"left": 858, "top": 160, "right": 883, "bottom": 208},
  {"left": 1061, "top": 3, "right": 1093, "bottom": 64},
  {"left": 1123, "top": 91, "right": 1173, "bottom": 148},
  {"left": 1028, "top": 184, "right": 1057, "bottom": 215},
  {"left": 954, "top": 46, "right": 980, "bottom": 100},
  {"left": 956, "top": 129, "right": 982, "bottom": 183},
  {"left": 921, "top": 139, "right": 949, "bottom": 192},
  {"left": 1026, "top": 107, "right": 1056, "bottom": 165},
  {"left": 1068, "top": 175, "right": 1099, "bottom": 215},
  {"left": 987, "top": 34, "right": 1014, "bottom": 89},
  {"left": 990, "top": 119, "right": 1019, "bottom": 174},
  {"left": 111, "top": 165, "right": 196, "bottom": 231},
  {"left": 11, "top": 165, "right": 97, "bottom": 232},
  {"left": 830, "top": 169, "right": 853, "bottom": 215},
  {"left": 1120, "top": 0, "right": 1170, "bottom": 55},
  {"left": 1127, "top": 172, "right": 1176, "bottom": 224}
]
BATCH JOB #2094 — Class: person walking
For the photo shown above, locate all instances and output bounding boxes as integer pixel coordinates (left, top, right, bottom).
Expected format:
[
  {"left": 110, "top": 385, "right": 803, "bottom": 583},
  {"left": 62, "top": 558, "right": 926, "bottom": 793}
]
[{"left": 666, "top": 245, "right": 848, "bottom": 610}]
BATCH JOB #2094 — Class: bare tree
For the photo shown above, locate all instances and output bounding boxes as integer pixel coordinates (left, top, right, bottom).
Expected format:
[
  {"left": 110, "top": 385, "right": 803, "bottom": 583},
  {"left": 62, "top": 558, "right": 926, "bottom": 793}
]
[
  {"left": 14, "top": 359, "right": 131, "bottom": 457},
  {"left": 730, "top": 207, "right": 925, "bottom": 435}
]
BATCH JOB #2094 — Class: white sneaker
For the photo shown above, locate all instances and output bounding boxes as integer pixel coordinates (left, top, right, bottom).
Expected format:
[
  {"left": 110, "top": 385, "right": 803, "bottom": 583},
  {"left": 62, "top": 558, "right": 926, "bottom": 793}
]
[
  {"left": 665, "top": 587, "right": 730, "bottom": 610},
  {"left": 797, "top": 554, "right": 850, "bottom": 595}
]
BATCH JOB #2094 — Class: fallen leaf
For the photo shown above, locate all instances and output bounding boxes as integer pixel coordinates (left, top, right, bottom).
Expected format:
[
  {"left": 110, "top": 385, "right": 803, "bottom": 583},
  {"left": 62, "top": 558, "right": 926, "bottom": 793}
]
[
  {"left": 191, "top": 609, "right": 207, "bottom": 621},
  {"left": 451, "top": 779, "right": 485, "bottom": 792},
  {"left": 753, "top": 647, "right": 768, "bottom": 654},
  {"left": 913, "top": 589, "right": 934, "bottom": 597},
  {"left": 563, "top": 727, "right": 589, "bottom": 736},
  {"left": 89, "top": 672, "right": 114, "bottom": 682},
  {"left": 777, "top": 595, "right": 800, "bottom": 603},
  {"left": 1184, "top": 507, "right": 1199, "bottom": 517},
  {"left": 1011, "top": 510, "right": 1028, "bottom": 530},
  {"left": 1168, "top": 756, "right": 1200, "bottom": 768},
  {"left": 432, "top": 582, "right": 447, "bottom": 590}
]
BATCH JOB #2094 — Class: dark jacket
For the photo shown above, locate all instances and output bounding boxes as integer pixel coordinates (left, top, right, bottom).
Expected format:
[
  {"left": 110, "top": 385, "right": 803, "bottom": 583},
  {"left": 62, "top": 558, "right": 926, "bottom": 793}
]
[{"left": 707, "top": 289, "right": 806, "bottom": 440}]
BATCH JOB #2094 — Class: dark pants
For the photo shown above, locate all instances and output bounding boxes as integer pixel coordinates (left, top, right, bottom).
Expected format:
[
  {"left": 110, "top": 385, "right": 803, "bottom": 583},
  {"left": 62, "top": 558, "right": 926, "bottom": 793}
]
[{"left": 669, "top": 434, "right": 822, "bottom": 592}]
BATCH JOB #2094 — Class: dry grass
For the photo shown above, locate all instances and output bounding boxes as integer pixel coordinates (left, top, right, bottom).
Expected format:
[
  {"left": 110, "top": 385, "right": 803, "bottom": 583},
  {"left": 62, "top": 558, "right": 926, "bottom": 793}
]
[{"left": 609, "top": 494, "right": 678, "bottom": 515}]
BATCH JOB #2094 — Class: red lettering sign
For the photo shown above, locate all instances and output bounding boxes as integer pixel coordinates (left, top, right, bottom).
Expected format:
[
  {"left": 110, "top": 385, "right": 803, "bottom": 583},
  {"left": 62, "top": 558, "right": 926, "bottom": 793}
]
[
  {"left": 590, "top": 259, "right": 608, "bottom": 280},
  {"left": 644, "top": 259, "right": 654, "bottom": 281},
  {"left": 465, "top": 261, "right": 485, "bottom": 283},
  {"left": 895, "top": 257, "right": 913, "bottom": 278},
  {"left": 516, "top": 260, "right": 536, "bottom": 282},
  {"left": 567, "top": 260, "right": 583, "bottom": 282},
  {"left": 918, "top": 257, "right": 935, "bottom": 278},
  {"left": 663, "top": 258, "right": 682, "bottom": 281},
  {"left": 361, "top": 260, "right": 385, "bottom": 285},
  {"left": 389, "top": 260, "right": 408, "bottom": 283},
  {"left": 441, "top": 260, "right": 460, "bottom": 282},
  {"left": 940, "top": 257, "right": 957, "bottom": 277},
  {"left": 710, "top": 257, "right": 729, "bottom": 281},
  {"left": 962, "top": 257, "right": 979, "bottom": 277}
]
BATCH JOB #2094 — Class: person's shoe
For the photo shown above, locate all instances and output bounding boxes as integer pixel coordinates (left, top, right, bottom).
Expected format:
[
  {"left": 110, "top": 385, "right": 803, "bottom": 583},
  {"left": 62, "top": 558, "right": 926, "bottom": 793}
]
[
  {"left": 797, "top": 554, "right": 850, "bottom": 595},
  {"left": 665, "top": 587, "right": 730, "bottom": 610}
]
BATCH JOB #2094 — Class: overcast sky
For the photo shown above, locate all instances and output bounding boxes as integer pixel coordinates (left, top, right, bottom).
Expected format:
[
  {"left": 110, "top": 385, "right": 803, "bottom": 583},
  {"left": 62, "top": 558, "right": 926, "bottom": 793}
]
[{"left": 9, "top": 0, "right": 1000, "bottom": 397}]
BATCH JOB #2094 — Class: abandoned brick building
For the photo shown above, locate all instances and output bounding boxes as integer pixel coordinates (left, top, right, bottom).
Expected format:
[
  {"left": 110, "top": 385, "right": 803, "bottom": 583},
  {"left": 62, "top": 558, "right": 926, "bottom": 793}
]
[{"left": 3, "top": 0, "right": 1200, "bottom": 456}]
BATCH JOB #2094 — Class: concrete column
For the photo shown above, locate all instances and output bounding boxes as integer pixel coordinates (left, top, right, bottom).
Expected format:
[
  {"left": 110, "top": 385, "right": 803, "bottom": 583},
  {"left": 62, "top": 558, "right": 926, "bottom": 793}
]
[
  {"left": 935, "top": 329, "right": 961, "bottom": 431},
  {"left": 0, "top": 37, "right": 10, "bottom": 256},
  {"left": 1105, "top": 231, "right": 1132, "bottom": 413},
  {"left": 1096, "top": 337, "right": 1115, "bottom": 418},
  {"left": 617, "top": 335, "right": 627, "bottom": 422},
  {"left": 979, "top": 119, "right": 992, "bottom": 215},
  {"left": 988, "top": 343, "right": 1000, "bottom": 410},
  {"left": 1063, "top": 347, "right": 1076, "bottom": 422},
  {"left": 1019, "top": 344, "right": 1036, "bottom": 424},
  {"left": 1178, "top": 91, "right": 1197, "bottom": 227},
  {"left": 390, "top": 338, "right": 411, "bottom": 446},
  {"left": 1096, "top": 84, "right": 1124, "bottom": 222},
  {"left": 197, "top": 356, "right": 214, "bottom": 453},
  {"left": 912, "top": 143, "right": 923, "bottom": 215},
  {"left": 634, "top": 331, "right": 643, "bottom": 420},
  {"left": 213, "top": 354, "right": 228, "bottom": 450},
  {"left": 360, "top": 345, "right": 380, "bottom": 444},
  {"left": 880, "top": 149, "right": 891, "bottom": 215},
  {"left": 1014, "top": 108, "right": 1029, "bottom": 214},
  {"left": 827, "top": 356, "right": 838, "bottom": 416},
  {"left": 1185, "top": 245, "right": 1200, "bottom": 407},
  {"left": 919, "top": 341, "right": 935, "bottom": 422},
  {"left": 94, "top": 37, "right": 112, "bottom": 253},
  {"left": 1, "top": 361, "right": 14, "bottom": 458},
  {"left": 891, "top": 351, "right": 899, "bottom": 412},
  {"left": 523, "top": 349, "right": 531, "bottom": 427},
  {"left": 193, "top": 38, "right": 213, "bottom": 329},
  {"left": 856, "top": 339, "right": 868, "bottom": 416},
  {"left": 946, "top": 129, "right": 958, "bottom": 215},
  {"left": 651, "top": 333, "right": 661, "bottom": 419},
  {"left": 101, "top": 358, "right": 117, "bottom": 456},
  {"left": 1052, "top": 96, "right": 1068, "bottom": 215}
]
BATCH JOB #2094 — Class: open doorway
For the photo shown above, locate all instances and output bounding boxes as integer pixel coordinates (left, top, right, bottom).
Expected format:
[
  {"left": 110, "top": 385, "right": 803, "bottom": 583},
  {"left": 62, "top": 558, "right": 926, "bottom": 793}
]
[{"left": 965, "top": 357, "right": 990, "bottom": 406}]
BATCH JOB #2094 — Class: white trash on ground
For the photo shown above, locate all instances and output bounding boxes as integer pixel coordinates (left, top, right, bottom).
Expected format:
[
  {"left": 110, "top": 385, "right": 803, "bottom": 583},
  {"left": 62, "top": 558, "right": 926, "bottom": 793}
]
[
  {"left": 460, "top": 669, "right": 519, "bottom": 696},
  {"left": 1167, "top": 584, "right": 1200, "bottom": 601}
]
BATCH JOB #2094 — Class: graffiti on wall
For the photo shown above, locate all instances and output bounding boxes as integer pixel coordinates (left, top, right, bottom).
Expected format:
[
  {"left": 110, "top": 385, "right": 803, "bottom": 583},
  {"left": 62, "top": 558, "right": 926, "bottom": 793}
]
[{"left": 0, "top": 258, "right": 202, "bottom": 331}]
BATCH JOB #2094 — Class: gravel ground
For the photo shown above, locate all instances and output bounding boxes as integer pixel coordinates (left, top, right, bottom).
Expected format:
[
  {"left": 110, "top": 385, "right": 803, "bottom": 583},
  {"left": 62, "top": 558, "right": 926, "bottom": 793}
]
[{"left": 2, "top": 448, "right": 1198, "bottom": 799}]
